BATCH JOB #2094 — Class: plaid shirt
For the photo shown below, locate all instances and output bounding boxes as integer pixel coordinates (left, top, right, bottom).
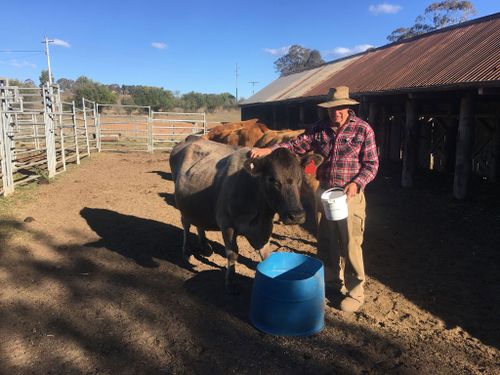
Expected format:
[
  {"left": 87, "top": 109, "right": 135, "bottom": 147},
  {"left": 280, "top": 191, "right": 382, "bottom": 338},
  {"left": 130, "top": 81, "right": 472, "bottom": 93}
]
[{"left": 273, "top": 112, "right": 379, "bottom": 190}]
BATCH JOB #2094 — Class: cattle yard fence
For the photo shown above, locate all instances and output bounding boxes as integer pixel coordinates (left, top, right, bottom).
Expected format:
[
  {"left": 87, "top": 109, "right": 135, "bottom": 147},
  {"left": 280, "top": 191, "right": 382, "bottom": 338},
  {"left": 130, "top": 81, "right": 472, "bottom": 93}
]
[{"left": 0, "top": 79, "right": 208, "bottom": 196}]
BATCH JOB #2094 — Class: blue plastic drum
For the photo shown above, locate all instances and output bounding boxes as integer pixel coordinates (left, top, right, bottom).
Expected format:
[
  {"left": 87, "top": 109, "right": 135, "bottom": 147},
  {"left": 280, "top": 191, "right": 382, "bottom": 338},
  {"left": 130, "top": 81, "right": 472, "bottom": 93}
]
[{"left": 249, "top": 252, "right": 325, "bottom": 336}]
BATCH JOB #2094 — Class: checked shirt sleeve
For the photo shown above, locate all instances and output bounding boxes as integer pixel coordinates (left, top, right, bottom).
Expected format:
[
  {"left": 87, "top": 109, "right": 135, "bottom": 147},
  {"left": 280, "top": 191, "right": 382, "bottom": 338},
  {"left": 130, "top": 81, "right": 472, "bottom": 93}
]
[
  {"left": 270, "top": 132, "right": 314, "bottom": 155},
  {"left": 352, "top": 126, "right": 379, "bottom": 190}
]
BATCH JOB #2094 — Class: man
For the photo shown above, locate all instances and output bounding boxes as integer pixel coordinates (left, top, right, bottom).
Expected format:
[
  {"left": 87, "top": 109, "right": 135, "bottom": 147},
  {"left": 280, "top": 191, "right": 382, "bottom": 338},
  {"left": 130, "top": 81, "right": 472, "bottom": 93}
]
[{"left": 249, "top": 86, "right": 379, "bottom": 312}]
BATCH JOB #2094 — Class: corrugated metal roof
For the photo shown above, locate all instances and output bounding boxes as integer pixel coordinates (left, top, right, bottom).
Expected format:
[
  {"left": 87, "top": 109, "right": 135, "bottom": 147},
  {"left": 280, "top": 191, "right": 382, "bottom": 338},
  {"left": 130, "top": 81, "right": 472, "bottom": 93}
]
[
  {"left": 241, "top": 55, "right": 361, "bottom": 105},
  {"left": 243, "top": 13, "right": 500, "bottom": 106}
]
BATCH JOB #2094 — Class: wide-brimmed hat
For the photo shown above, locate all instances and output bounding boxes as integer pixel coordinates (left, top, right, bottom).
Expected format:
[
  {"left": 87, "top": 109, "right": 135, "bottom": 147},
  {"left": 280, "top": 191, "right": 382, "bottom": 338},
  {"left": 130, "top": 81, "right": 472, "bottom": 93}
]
[{"left": 317, "top": 86, "right": 359, "bottom": 108}]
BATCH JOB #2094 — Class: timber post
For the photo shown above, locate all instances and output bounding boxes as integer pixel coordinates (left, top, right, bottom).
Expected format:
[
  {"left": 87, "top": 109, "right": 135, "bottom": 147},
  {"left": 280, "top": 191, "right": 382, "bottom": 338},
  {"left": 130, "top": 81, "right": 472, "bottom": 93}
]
[
  {"left": 443, "top": 102, "right": 458, "bottom": 173},
  {"left": 389, "top": 109, "right": 403, "bottom": 161},
  {"left": 358, "top": 96, "right": 369, "bottom": 121},
  {"left": 402, "top": 98, "right": 419, "bottom": 187},
  {"left": 299, "top": 105, "right": 305, "bottom": 125},
  {"left": 417, "top": 115, "right": 431, "bottom": 170},
  {"left": 368, "top": 101, "right": 381, "bottom": 157},
  {"left": 272, "top": 105, "right": 277, "bottom": 129},
  {"left": 492, "top": 105, "right": 500, "bottom": 183},
  {"left": 453, "top": 92, "right": 475, "bottom": 199}
]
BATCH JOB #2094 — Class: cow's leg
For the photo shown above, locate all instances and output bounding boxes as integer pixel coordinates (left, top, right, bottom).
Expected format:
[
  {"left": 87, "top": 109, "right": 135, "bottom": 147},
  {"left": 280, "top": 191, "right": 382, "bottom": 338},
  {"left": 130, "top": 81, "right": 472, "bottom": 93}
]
[
  {"left": 221, "top": 227, "right": 239, "bottom": 294},
  {"left": 181, "top": 216, "right": 192, "bottom": 260},
  {"left": 196, "top": 227, "right": 213, "bottom": 256}
]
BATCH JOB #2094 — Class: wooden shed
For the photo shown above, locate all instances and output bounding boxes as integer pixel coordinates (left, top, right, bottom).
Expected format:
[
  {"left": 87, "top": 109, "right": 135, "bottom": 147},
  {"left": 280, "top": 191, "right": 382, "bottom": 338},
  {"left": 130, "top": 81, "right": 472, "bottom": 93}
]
[{"left": 240, "top": 13, "right": 500, "bottom": 199}]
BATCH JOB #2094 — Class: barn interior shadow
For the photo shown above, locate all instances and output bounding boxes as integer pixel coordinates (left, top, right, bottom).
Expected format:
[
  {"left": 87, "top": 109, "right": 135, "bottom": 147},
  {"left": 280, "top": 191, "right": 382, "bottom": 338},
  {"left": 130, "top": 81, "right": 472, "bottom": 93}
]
[{"left": 363, "top": 164, "right": 500, "bottom": 348}]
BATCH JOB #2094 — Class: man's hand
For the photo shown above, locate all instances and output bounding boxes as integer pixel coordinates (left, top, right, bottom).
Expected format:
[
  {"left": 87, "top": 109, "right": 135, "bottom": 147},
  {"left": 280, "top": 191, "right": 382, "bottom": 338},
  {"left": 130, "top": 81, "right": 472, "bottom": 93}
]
[
  {"left": 344, "top": 182, "right": 359, "bottom": 200},
  {"left": 249, "top": 147, "right": 273, "bottom": 159}
]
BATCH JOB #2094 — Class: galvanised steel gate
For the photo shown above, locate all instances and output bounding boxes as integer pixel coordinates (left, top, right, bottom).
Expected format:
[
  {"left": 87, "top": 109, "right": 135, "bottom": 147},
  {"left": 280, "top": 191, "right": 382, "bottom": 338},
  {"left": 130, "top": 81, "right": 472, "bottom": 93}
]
[
  {"left": 0, "top": 79, "right": 207, "bottom": 196},
  {"left": 96, "top": 104, "right": 207, "bottom": 152}
]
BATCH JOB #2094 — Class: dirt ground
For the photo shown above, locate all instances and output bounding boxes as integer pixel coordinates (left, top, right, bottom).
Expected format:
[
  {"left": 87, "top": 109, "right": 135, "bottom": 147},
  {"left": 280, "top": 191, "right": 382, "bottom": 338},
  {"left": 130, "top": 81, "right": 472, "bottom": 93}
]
[{"left": 0, "top": 152, "right": 498, "bottom": 375}]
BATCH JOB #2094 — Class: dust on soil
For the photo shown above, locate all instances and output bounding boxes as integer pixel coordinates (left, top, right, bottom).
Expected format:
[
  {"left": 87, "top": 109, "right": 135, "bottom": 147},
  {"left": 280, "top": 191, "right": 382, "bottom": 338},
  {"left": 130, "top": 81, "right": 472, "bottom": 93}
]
[{"left": 0, "top": 152, "right": 498, "bottom": 374}]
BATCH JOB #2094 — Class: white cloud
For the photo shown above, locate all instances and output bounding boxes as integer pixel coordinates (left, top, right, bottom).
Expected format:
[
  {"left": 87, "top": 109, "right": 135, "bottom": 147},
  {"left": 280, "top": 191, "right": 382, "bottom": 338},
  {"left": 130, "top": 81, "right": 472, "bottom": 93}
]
[
  {"left": 263, "top": 46, "right": 290, "bottom": 57},
  {"left": 369, "top": 3, "right": 402, "bottom": 15},
  {"left": 52, "top": 39, "right": 70, "bottom": 48},
  {"left": 152, "top": 42, "right": 167, "bottom": 50},
  {"left": 0, "top": 59, "right": 37, "bottom": 68},
  {"left": 324, "top": 44, "right": 374, "bottom": 57}
]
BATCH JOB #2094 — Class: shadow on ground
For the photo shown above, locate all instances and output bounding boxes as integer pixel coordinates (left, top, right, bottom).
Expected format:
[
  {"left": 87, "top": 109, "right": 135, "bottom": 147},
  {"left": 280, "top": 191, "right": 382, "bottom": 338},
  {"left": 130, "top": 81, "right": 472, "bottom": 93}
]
[
  {"left": 364, "top": 163, "right": 500, "bottom": 348},
  {"left": 0, "top": 212, "right": 407, "bottom": 374}
]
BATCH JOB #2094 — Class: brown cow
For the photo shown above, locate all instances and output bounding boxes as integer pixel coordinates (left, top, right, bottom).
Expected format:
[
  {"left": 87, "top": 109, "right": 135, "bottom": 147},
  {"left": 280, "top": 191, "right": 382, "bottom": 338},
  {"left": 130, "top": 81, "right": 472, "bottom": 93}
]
[
  {"left": 202, "top": 118, "right": 261, "bottom": 144},
  {"left": 234, "top": 122, "right": 269, "bottom": 147},
  {"left": 254, "top": 129, "right": 305, "bottom": 148}
]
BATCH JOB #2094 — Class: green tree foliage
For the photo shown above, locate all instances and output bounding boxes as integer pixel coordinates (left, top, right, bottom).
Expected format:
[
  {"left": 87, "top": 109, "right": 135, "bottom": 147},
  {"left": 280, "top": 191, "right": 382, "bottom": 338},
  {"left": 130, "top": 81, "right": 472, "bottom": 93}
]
[
  {"left": 107, "top": 84, "right": 121, "bottom": 93},
  {"left": 128, "top": 86, "right": 175, "bottom": 111},
  {"left": 24, "top": 79, "right": 36, "bottom": 87},
  {"left": 56, "top": 78, "right": 75, "bottom": 92},
  {"left": 72, "top": 76, "right": 117, "bottom": 107},
  {"left": 180, "top": 91, "right": 205, "bottom": 112},
  {"left": 7, "top": 78, "right": 35, "bottom": 88},
  {"left": 387, "top": 0, "right": 476, "bottom": 42},
  {"left": 176, "top": 92, "right": 236, "bottom": 112},
  {"left": 117, "top": 86, "right": 236, "bottom": 112},
  {"left": 273, "top": 44, "right": 325, "bottom": 77},
  {"left": 120, "top": 96, "right": 136, "bottom": 114},
  {"left": 39, "top": 70, "right": 55, "bottom": 87}
]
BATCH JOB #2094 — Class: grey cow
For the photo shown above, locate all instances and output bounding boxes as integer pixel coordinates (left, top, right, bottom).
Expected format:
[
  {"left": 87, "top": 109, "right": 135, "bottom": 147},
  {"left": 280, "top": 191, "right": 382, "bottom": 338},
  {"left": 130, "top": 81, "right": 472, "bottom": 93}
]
[{"left": 169, "top": 135, "right": 322, "bottom": 293}]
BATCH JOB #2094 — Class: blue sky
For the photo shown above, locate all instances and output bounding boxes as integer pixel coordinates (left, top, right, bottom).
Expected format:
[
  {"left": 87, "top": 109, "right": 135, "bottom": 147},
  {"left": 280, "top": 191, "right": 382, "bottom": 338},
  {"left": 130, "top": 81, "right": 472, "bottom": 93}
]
[{"left": 1, "top": 1, "right": 498, "bottom": 99}]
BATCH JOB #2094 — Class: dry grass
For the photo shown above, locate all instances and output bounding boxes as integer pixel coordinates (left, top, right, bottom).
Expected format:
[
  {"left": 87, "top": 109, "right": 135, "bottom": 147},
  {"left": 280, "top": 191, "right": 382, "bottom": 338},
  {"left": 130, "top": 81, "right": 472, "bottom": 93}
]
[{"left": 205, "top": 109, "right": 241, "bottom": 123}]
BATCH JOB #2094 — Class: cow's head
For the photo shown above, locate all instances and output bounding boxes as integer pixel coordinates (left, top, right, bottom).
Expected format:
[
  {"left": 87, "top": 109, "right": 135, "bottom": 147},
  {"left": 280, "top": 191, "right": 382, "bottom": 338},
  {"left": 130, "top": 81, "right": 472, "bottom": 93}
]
[{"left": 244, "top": 148, "right": 323, "bottom": 225}]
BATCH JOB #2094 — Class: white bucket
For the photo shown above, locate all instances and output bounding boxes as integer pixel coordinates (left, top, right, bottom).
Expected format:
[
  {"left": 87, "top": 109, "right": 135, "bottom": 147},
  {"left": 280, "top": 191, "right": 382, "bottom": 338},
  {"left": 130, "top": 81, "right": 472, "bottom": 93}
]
[{"left": 320, "top": 188, "right": 348, "bottom": 221}]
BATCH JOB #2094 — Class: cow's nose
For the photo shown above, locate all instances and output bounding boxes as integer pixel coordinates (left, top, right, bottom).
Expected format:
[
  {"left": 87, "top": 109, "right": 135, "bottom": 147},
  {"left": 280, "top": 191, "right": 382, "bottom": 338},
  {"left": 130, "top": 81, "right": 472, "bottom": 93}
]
[{"left": 286, "top": 210, "right": 306, "bottom": 224}]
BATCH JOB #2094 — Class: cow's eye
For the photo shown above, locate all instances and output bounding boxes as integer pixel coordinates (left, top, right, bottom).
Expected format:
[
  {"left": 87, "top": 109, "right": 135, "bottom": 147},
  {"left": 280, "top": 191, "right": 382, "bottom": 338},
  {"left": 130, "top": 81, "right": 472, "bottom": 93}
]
[{"left": 268, "top": 176, "right": 281, "bottom": 187}]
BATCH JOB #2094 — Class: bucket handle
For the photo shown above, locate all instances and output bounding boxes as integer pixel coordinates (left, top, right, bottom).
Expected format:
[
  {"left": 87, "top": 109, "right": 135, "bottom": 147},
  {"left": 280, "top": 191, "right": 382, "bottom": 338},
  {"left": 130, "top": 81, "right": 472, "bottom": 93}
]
[{"left": 324, "top": 187, "right": 345, "bottom": 194}]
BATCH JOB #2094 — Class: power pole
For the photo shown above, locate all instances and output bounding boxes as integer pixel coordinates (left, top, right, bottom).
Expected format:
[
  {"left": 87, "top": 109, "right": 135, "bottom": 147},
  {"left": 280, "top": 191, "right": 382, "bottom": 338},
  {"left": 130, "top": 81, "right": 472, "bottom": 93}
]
[
  {"left": 249, "top": 81, "right": 259, "bottom": 95},
  {"left": 42, "top": 35, "right": 54, "bottom": 85},
  {"left": 235, "top": 63, "right": 239, "bottom": 102}
]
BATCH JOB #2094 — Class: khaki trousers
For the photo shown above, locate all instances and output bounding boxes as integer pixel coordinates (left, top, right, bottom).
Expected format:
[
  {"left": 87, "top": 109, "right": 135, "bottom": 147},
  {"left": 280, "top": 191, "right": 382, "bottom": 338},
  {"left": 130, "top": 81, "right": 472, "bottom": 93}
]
[{"left": 317, "top": 189, "right": 366, "bottom": 301}]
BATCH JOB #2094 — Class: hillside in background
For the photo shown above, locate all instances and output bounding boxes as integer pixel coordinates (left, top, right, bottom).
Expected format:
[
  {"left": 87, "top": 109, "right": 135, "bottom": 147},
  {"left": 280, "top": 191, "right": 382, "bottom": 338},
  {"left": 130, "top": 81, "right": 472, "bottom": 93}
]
[{"left": 8, "top": 75, "right": 242, "bottom": 116}]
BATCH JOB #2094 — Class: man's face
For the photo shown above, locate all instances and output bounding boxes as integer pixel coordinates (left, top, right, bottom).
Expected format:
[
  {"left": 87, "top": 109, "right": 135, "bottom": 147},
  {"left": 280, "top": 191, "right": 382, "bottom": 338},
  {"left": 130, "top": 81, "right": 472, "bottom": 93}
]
[{"left": 328, "top": 106, "right": 350, "bottom": 126}]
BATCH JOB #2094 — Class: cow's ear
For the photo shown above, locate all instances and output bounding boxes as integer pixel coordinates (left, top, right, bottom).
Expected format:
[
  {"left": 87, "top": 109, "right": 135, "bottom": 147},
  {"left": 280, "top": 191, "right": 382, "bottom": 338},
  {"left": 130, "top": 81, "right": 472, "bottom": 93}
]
[
  {"left": 300, "top": 153, "right": 324, "bottom": 169},
  {"left": 244, "top": 158, "right": 266, "bottom": 176}
]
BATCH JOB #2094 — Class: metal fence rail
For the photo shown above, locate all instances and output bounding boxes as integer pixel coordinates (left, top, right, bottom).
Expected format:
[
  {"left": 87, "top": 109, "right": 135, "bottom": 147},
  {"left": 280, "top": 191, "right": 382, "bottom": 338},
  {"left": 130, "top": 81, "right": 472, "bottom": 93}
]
[{"left": 0, "top": 79, "right": 207, "bottom": 196}]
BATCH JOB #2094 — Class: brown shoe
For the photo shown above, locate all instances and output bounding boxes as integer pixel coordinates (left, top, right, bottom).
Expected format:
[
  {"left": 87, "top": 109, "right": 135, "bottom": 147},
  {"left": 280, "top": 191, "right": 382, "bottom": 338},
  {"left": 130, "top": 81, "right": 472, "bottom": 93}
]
[{"left": 340, "top": 296, "right": 363, "bottom": 312}]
